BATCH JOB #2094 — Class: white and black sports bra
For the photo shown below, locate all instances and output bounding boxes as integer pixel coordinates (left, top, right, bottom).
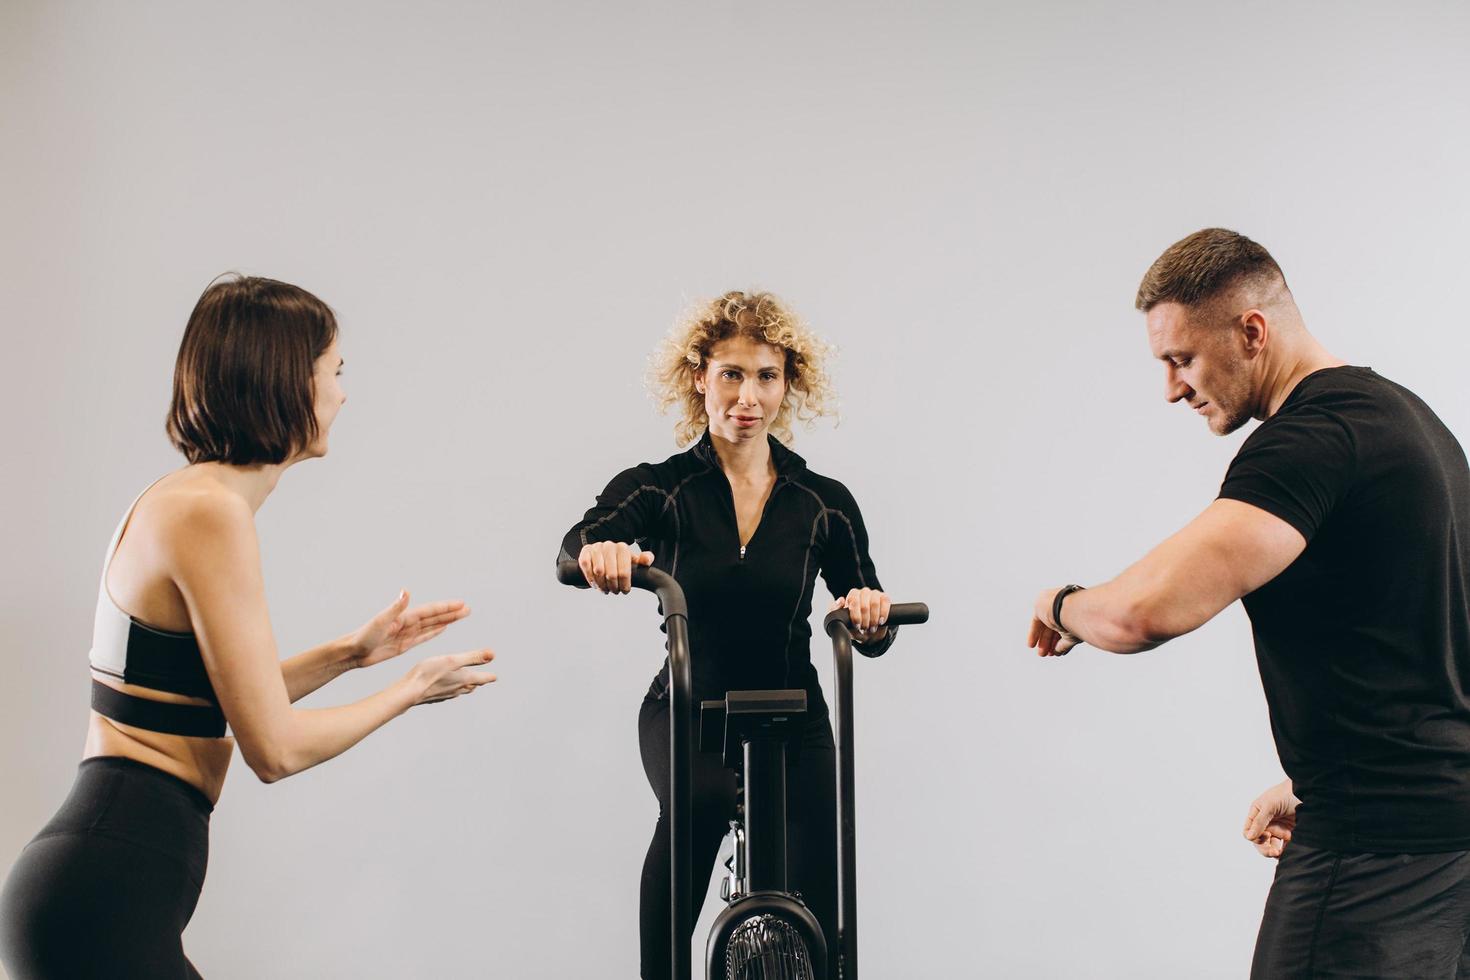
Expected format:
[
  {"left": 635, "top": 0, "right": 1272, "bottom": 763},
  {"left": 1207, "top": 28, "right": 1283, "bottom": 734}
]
[{"left": 89, "top": 482, "right": 225, "bottom": 738}]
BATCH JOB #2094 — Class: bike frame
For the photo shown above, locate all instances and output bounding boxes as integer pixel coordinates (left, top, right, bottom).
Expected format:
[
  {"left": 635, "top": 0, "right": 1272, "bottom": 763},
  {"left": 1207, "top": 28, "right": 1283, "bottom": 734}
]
[
  {"left": 821, "top": 605, "right": 931, "bottom": 979},
  {"left": 702, "top": 688, "right": 829, "bottom": 977},
  {"left": 559, "top": 558, "right": 928, "bottom": 980}
]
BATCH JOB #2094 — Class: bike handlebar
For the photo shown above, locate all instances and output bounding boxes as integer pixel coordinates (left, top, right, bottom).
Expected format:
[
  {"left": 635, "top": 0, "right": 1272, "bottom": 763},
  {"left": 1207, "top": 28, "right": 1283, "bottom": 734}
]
[
  {"left": 555, "top": 559, "right": 688, "bottom": 619},
  {"left": 554, "top": 559, "right": 589, "bottom": 588}
]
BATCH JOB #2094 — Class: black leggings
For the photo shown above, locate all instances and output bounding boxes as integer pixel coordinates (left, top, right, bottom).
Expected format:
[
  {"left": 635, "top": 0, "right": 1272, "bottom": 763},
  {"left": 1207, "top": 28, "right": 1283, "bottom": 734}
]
[
  {"left": 1, "top": 757, "right": 212, "bottom": 980},
  {"left": 638, "top": 696, "right": 838, "bottom": 980}
]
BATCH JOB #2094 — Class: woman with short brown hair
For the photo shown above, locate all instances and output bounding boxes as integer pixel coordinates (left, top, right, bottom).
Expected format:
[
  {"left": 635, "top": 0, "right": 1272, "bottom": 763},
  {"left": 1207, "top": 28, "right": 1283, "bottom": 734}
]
[{"left": 0, "top": 276, "right": 496, "bottom": 979}]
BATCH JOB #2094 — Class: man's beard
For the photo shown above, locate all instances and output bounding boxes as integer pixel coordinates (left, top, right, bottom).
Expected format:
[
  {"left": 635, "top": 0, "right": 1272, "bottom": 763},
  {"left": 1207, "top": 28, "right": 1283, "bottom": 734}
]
[
  {"left": 1213, "top": 405, "right": 1253, "bottom": 435},
  {"left": 1210, "top": 376, "right": 1257, "bottom": 435}
]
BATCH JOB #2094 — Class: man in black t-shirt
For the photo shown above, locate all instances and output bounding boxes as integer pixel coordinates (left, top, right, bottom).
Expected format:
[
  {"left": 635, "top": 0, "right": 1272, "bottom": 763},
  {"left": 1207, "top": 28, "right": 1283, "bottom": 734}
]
[{"left": 1029, "top": 228, "right": 1470, "bottom": 977}]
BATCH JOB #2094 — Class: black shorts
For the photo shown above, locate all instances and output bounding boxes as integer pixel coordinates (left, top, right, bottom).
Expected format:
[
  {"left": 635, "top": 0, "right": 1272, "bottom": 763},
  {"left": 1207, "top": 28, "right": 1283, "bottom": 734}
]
[{"left": 1253, "top": 841, "right": 1470, "bottom": 978}]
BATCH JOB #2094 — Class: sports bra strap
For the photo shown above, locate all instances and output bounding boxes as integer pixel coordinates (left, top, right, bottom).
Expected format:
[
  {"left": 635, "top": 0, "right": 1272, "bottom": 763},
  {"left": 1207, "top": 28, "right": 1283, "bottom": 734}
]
[{"left": 102, "top": 476, "right": 169, "bottom": 576}]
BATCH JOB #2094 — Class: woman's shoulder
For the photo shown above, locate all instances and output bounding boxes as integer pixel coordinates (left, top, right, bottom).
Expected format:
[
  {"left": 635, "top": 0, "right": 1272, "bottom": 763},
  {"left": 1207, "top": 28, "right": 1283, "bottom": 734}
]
[
  {"left": 139, "top": 472, "right": 255, "bottom": 548},
  {"left": 787, "top": 463, "right": 858, "bottom": 504},
  {"left": 605, "top": 443, "right": 712, "bottom": 491}
]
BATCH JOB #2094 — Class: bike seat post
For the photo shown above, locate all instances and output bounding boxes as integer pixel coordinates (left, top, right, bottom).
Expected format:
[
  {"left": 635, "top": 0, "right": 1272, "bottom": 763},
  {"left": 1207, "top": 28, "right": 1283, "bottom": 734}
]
[
  {"left": 721, "top": 689, "right": 807, "bottom": 896},
  {"left": 743, "top": 732, "right": 790, "bottom": 893}
]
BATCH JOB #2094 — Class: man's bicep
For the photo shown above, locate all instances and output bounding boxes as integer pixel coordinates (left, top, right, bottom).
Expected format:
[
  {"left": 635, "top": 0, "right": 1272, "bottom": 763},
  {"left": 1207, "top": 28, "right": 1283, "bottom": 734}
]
[
  {"left": 1120, "top": 499, "right": 1306, "bottom": 642},
  {"left": 1183, "top": 498, "right": 1307, "bottom": 600},
  {"left": 1074, "top": 496, "right": 1310, "bottom": 652}
]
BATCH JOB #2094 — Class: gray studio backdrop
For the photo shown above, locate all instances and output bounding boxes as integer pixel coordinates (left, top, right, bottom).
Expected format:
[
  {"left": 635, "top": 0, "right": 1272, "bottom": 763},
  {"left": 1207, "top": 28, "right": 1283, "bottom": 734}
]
[{"left": 3, "top": 1, "right": 1468, "bottom": 976}]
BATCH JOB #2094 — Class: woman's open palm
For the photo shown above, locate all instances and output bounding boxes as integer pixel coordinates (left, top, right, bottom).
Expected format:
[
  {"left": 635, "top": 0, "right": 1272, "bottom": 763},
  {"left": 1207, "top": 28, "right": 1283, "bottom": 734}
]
[{"left": 352, "top": 591, "right": 470, "bottom": 669}]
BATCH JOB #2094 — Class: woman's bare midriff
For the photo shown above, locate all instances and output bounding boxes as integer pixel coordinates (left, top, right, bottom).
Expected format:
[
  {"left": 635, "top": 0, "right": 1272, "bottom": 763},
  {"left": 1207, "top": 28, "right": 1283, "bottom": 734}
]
[{"left": 84, "top": 674, "right": 234, "bottom": 804}]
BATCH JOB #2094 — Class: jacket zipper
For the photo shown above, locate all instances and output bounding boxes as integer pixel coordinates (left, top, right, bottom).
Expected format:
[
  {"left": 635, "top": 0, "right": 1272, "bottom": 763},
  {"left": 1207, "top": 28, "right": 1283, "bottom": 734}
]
[{"left": 722, "top": 475, "right": 782, "bottom": 562}]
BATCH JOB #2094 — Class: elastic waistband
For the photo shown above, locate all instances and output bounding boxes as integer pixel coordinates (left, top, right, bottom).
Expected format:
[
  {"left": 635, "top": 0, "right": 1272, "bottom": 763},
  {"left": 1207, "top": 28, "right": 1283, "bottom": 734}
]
[
  {"left": 91, "top": 677, "right": 226, "bottom": 739},
  {"left": 80, "top": 756, "right": 215, "bottom": 814}
]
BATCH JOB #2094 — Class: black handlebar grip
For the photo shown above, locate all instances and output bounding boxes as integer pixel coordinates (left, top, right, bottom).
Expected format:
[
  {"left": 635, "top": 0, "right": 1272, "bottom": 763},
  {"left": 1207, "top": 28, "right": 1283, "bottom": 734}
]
[
  {"left": 629, "top": 565, "right": 665, "bottom": 593},
  {"left": 555, "top": 557, "right": 687, "bottom": 620},
  {"left": 823, "top": 602, "right": 929, "bottom": 635},
  {"left": 556, "top": 558, "right": 590, "bottom": 588},
  {"left": 886, "top": 602, "right": 929, "bottom": 626}
]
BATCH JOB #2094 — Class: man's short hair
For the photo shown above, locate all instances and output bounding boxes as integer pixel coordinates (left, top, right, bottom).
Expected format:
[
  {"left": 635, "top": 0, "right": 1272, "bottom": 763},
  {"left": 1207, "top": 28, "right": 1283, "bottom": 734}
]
[
  {"left": 166, "top": 276, "right": 338, "bottom": 465},
  {"left": 1135, "top": 228, "right": 1287, "bottom": 313}
]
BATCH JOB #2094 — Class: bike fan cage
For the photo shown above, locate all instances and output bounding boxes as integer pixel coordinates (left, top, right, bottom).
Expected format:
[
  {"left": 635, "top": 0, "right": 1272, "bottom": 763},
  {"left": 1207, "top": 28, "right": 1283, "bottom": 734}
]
[{"left": 725, "top": 914, "right": 816, "bottom": 980}]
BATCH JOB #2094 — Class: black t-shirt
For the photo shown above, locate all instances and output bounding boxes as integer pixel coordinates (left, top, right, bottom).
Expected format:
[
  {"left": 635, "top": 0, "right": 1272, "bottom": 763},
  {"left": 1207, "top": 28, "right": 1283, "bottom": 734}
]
[
  {"left": 1220, "top": 366, "right": 1470, "bottom": 852},
  {"left": 560, "top": 431, "right": 893, "bottom": 716}
]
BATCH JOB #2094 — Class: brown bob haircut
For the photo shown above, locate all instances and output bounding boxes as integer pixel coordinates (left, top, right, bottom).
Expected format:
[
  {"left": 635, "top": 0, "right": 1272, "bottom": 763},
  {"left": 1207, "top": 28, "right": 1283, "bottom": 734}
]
[
  {"left": 166, "top": 276, "right": 338, "bottom": 465},
  {"left": 1135, "top": 228, "right": 1288, "bottom": 313}
]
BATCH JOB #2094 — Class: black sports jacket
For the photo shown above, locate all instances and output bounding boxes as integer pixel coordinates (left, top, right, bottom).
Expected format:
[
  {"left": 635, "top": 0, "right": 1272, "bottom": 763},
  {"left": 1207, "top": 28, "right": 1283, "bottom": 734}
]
[{"left": 559, "top": 430, "right": 895, "bottom": 716}]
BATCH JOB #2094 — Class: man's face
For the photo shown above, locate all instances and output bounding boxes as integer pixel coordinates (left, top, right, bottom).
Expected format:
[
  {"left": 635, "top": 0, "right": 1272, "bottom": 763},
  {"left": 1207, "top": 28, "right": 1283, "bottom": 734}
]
[{"left": 1146, "top": 302, "right": 1257, "bottom": 436}]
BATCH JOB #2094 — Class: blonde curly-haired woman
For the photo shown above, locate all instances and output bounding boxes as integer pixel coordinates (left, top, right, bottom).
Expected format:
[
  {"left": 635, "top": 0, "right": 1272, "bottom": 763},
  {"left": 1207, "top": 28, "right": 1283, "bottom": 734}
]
[{"left": 558, "top": 291, "right": 899, "bottom": 980}]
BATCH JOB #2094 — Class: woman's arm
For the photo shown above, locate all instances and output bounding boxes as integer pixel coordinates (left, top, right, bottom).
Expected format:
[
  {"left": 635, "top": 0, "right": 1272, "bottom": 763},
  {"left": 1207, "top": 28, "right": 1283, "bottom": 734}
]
[
  {"left": 818, "top": 481, "right": 897, "bottom": 655},
  {"left": 280, "top": 636, "right": 359, "bottom": 703},
  {"left": 166, "top": 492, "right": 494, "bottom": 782},
  {"left": 559, "top": 464, "right": 668, "bottom": 590}
]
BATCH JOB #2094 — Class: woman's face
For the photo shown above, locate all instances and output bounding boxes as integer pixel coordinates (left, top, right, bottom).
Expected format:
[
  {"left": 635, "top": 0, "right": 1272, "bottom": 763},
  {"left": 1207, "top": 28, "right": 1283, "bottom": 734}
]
[
  {"left": 303, "top": 336, "right": 346, "bottom": 458},
  {"left": 697, "top": 336, "right": 788, "bottom": 446}
]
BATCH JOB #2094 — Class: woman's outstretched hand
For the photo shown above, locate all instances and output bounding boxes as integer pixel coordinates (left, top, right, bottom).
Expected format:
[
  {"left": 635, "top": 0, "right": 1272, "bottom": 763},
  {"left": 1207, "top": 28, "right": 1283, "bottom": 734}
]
[
  {"left": 350, "top": 591, "right": 471, "bottom": 669},
  {"left": 408, "top": 648, "right": 497, "bottom": 706},
  {"left": 578, "top": 541, "right": 655, "bottom": 594},
  {"left": 830, "top": 588, "right": 890, "bottom": 643}
]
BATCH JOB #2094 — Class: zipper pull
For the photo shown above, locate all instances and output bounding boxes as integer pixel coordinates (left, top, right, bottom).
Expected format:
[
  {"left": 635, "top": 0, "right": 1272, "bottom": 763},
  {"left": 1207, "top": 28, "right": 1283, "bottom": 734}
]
[{"left": 739, "top": 544, "right": 746, "bottom": 561}]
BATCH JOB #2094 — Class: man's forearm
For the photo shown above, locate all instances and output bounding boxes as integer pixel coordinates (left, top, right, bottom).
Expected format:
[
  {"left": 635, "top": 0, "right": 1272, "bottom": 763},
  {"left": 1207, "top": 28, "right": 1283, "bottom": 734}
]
[{"left": 1053, "top": 579, "right": 1173, "bottom": 654}]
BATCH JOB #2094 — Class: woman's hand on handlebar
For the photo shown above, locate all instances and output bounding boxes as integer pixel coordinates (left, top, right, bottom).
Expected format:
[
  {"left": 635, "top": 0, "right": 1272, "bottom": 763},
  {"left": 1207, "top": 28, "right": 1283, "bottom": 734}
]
[
  {"left": 578, "top": 541, "right": 654, "bottom": 594},
  {"left": 830, "top": 588, "right": 890, "bottom": 642},
  {"left": 406, "top": 648, "right": 497, "bottom": 706}
]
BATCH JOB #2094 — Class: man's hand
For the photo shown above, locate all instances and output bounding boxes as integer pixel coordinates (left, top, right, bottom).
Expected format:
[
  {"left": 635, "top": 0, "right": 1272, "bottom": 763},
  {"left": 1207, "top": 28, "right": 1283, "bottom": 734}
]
[
  {"left": 1243, "top": 778, "right": 1300, "bottom": 858},
  {"left": 1029, "top": 587, "right": 1082, "bottom": 657}
]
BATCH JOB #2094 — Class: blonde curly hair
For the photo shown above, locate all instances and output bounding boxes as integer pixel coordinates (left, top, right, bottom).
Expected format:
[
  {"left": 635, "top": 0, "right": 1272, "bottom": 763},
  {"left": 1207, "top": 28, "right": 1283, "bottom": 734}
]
[{"left": 649, "top": 291, "right": 836, "bottom": 446}]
